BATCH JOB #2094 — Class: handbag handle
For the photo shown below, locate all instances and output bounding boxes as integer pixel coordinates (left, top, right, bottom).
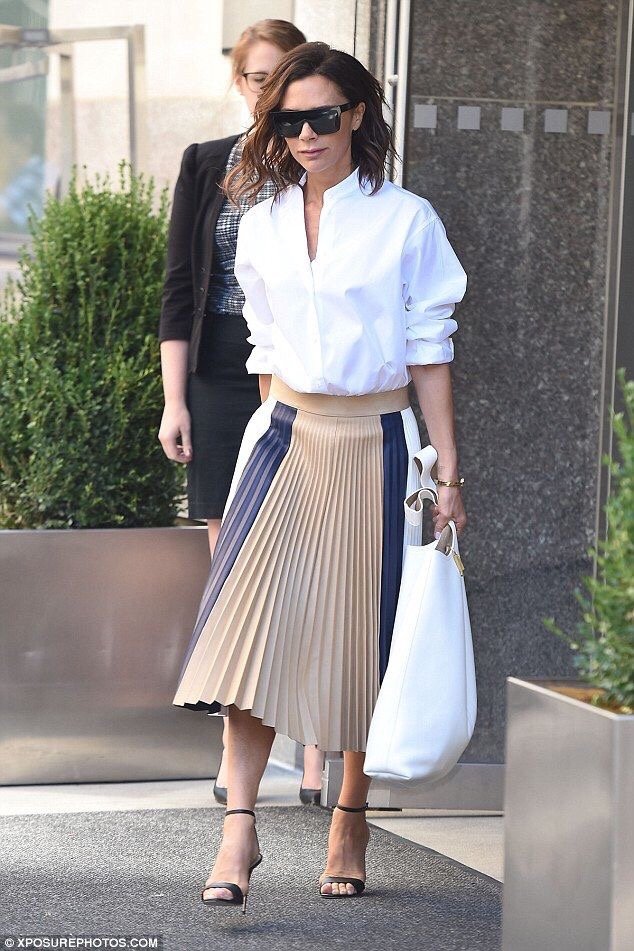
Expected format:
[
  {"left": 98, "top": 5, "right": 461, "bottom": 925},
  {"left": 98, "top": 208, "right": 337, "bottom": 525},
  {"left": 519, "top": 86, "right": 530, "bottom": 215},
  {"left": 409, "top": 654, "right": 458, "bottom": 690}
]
[
  {"left": 404, "top": 446, "right": 464, "bottom": 572},
  {"left": 404, "top": 445, "right": 438, "bottom": 524}
]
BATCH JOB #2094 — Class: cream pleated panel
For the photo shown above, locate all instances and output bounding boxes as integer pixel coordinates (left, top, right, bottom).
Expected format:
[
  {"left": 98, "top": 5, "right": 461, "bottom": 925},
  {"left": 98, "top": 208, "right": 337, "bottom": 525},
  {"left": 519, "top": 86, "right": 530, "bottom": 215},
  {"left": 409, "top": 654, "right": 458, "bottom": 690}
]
[{"left": 174, "top": 406, "right": 384, "bottom": 752}]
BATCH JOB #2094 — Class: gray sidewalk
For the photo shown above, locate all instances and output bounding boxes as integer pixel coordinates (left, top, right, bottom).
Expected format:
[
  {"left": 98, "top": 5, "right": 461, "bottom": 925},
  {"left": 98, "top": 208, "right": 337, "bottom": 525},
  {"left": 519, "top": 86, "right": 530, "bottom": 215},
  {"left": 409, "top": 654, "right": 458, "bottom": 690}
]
[
  {"left": 2, "top": 810, "right": 502, "bottom": 951},
  {"left": 0, "top": 758, "right": 504, "bottom": 882}
]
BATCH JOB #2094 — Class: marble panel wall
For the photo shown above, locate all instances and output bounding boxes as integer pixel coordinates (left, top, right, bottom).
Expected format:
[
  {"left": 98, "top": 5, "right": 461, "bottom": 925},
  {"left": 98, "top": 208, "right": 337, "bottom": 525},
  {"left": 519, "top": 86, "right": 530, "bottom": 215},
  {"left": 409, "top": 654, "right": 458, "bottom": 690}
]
[{"left": 404, "top": 0, "right": 619, "bottom": 760}]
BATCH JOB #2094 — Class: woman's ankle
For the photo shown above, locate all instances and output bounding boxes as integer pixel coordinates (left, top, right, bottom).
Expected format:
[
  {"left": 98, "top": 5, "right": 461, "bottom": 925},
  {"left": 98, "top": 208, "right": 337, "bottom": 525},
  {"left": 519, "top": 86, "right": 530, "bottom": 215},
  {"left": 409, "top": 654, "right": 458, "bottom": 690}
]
[
  {"left": 335, "top": 799, "right": 368, "bottom": 810},
  {"left": 302, "top": 745, "right": 325, "bottom": 785},
  {"left": 225, "top": 808, "right": 256, "bottom": 818}
]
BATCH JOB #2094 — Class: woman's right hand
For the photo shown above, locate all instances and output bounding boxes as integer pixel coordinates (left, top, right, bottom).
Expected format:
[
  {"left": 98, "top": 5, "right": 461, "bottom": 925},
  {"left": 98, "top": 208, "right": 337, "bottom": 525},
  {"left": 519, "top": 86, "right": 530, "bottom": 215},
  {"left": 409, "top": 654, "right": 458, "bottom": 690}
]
[{"left": 158, "top": 402, "right": 193, "bottom": 463}]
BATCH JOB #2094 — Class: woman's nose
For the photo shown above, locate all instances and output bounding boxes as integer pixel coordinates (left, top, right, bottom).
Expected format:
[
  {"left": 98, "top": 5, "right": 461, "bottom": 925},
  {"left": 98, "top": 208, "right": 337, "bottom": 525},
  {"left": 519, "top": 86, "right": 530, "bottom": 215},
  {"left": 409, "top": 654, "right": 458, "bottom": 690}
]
[{"left": 299, "top": 121, "right": 317, "bottom": 140}]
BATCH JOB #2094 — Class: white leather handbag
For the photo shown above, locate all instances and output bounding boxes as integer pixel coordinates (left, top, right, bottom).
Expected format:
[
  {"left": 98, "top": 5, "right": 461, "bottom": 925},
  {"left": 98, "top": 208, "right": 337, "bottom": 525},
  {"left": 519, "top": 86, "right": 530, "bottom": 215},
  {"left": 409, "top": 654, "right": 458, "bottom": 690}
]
[{"left": 363, "top": 445, "right": 477, "bottom": 784}]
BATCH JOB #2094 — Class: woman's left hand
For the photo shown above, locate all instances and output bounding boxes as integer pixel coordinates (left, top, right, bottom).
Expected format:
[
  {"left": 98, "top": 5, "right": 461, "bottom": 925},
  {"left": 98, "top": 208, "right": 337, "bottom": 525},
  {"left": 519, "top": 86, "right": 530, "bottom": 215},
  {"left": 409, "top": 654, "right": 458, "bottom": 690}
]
[{"left": 431, "top": 486, "right": 467, "bottom": 538}]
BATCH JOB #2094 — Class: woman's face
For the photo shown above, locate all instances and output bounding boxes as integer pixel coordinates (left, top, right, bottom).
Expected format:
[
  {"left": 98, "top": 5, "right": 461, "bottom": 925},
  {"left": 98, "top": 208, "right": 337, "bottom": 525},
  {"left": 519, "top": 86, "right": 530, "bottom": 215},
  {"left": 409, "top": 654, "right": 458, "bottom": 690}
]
[
  {"left": 235, "top": 40, "right": 288, "bottom": 116},
  {"left": 278, "top": 75, "right": 365, "bottom": 180}
]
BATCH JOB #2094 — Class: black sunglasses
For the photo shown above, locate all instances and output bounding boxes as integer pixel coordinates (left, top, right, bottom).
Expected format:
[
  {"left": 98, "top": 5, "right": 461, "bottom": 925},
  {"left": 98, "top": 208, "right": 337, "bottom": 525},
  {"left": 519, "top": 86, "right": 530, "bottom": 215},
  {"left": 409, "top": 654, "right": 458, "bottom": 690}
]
[{"left": 270, "top": 102, "right": 358, "bottom": 138}]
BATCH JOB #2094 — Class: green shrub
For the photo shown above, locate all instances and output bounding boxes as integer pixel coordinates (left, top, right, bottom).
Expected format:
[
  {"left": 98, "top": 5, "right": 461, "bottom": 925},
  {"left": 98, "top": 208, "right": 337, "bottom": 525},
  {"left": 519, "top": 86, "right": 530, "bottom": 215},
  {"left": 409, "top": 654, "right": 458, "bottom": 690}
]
[
  {"left": 544, "top": 367, "right": 634, "bottom": 712},
  {"left": 0, "top": 162, "right": 185, "bottom": 528}
]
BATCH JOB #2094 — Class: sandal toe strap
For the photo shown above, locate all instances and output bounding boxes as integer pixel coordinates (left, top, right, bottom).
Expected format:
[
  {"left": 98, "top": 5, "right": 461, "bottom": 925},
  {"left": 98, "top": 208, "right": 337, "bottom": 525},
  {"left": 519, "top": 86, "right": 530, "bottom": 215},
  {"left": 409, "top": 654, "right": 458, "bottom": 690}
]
[
  {"left": 320, "top": 875, "right": 365, "bottom": 893},
  {"left": 202, "top": 881, "right": 243, "bottom": 900}
]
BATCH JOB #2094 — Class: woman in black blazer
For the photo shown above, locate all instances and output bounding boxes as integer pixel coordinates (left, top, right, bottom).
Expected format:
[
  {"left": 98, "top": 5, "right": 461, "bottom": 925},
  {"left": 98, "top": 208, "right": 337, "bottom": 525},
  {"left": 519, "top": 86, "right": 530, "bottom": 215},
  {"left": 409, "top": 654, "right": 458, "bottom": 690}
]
[{"left": 157, "top": 20, "right": 325, "bottom": 805}]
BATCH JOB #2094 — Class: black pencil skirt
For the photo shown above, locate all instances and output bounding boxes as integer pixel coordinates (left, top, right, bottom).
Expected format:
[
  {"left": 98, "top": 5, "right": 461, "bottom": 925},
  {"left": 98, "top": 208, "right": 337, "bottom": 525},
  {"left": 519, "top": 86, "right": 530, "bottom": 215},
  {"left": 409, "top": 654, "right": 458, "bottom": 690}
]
[{"left": 186, "top": 311, "right": 262, "bottom": 520}]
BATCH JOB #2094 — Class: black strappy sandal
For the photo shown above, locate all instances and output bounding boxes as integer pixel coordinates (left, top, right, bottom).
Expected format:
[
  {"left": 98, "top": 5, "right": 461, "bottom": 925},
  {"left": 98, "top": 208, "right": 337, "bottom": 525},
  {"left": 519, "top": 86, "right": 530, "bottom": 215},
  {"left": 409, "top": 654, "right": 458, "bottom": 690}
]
[
  {"left": 299, "top": 769, "right": 321, "bottom": 805},
  {"left": 299, "top": 745, "right": 324, "bottom": 805},
  {"left": 319, "top": 802, "right": 369, "bottom": 898},
  {"left": 201, "top": 808, "right": 263, "bottom": 914}
]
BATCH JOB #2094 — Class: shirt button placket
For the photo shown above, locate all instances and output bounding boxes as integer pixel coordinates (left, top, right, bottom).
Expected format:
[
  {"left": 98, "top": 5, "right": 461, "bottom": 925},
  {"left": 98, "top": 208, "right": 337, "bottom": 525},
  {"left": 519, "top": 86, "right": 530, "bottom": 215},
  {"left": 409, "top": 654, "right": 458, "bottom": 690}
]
[{"left": 309, "top": 243, "right": 324, "bottom": 386}]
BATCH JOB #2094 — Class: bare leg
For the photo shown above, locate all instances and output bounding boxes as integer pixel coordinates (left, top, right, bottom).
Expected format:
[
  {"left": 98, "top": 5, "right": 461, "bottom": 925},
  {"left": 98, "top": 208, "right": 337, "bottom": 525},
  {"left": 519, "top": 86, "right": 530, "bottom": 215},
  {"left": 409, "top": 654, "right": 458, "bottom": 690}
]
[
  {"left": 215, "top": 716, "right": 229, "bottom": 788},
  {"left": 206, "top": 517, "right": 222, "bottom": 559},
  {"left": 302, "top": 744, "right": 325, "bottom": 788},
  {"left": 319, "top": 751, "right": 372, "bottom": 896},
  {"left": 202, "top": 705, "right": 275, "bottom": 901}
]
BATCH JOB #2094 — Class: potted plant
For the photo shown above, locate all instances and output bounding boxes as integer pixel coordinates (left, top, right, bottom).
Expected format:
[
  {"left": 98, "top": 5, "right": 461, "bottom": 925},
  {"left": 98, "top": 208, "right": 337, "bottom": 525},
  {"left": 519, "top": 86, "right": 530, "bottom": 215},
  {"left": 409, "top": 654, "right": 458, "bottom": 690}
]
[
  {"left": 0, "top": 164, "right": 215, "bottom": 784},
  {"left": 502, "top": 368, "right": 634, "bottom": 951}
]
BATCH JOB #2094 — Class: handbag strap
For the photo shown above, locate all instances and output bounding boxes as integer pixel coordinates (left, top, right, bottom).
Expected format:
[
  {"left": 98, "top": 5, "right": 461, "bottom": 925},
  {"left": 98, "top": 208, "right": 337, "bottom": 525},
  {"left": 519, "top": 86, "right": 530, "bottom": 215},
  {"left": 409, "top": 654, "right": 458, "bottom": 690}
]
[
  {"left": 404, "top": 485, "right": 437, "bottom": 525},
  {"left": 413, "top": 445, "right": 439, "bottom": 495},
  {"left": 404, "top": 445, "right": 438, "bottom": 525},
  {"left": 405, "top": 446, "right": 461, "bottom": 567}
]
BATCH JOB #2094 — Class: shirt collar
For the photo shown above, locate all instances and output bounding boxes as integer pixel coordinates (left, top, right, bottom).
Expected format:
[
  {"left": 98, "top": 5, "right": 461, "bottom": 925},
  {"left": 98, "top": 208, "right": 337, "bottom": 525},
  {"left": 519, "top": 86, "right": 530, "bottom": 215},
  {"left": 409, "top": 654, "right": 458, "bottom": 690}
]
[{"left": 297, "top": 165, "right": 373, "bottom": 204}]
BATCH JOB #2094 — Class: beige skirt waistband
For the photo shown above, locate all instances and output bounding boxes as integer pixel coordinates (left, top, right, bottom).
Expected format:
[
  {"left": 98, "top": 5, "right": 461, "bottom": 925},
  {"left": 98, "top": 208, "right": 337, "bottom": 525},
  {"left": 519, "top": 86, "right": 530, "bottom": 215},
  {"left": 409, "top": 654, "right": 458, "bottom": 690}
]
[{"left": 268, "top": 374, "right": 410, "bottom": 417}]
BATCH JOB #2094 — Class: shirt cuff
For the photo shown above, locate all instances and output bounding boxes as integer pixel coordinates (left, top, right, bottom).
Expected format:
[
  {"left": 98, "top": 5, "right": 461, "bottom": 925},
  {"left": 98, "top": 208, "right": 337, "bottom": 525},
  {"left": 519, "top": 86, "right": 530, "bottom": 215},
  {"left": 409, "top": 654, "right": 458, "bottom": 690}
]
[
  {"left": 245, "top": 347, "right": 275, "bottom": 375},
  {"left": 405, "top": 336, "right": 454, "bottom": 365}
]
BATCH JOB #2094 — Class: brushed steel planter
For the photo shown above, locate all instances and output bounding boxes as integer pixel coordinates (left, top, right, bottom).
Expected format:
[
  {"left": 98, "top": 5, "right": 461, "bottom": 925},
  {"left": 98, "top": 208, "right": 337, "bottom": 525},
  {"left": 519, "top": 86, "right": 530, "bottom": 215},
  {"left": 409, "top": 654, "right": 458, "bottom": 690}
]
[
  {"left": 0, "top": 526, "right": 223, "bottom": 785},
  {"left": 502, "top": 677, "right": 634, "bottom": 951}
]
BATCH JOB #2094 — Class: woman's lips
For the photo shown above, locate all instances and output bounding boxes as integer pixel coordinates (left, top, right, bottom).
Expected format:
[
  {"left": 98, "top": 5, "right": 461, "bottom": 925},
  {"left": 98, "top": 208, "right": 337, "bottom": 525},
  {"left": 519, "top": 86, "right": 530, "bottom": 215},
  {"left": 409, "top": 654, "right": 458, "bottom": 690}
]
[{"left": 301, "top": 148, "right": 326, "bottom": 157}]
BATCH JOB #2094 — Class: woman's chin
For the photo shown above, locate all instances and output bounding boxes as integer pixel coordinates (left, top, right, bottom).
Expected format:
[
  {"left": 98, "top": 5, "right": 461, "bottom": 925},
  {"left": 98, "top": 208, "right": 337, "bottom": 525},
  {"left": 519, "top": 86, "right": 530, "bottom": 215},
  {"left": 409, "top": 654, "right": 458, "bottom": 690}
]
[{"left": 296, "top": 153, "right": 335, "bottom": 176}]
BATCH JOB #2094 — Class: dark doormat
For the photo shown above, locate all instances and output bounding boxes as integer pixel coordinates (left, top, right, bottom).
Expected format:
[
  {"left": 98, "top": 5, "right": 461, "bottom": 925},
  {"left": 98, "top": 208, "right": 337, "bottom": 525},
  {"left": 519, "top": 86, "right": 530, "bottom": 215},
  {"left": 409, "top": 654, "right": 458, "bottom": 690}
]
[{"left": 0, "top": 806, "right": 501, "bottom": 951}]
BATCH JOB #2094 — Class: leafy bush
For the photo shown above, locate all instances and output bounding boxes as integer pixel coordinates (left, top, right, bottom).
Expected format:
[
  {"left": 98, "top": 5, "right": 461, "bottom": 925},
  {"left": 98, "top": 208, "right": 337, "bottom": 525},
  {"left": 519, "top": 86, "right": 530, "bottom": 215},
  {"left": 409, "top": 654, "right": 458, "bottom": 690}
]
[
  {"left": 0, "top": 162, "right": 185, "bottom": 528},
  {"left": 544, "top": 367, "right": 634, "bottom": 712}
]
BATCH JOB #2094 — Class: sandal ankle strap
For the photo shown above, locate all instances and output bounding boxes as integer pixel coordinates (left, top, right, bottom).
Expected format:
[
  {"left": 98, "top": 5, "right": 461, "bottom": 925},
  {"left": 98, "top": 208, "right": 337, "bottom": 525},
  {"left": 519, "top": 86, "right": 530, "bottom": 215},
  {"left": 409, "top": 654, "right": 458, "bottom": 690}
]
[
  {"left": 335, "top": 802, "right": 368, "bottom": 812},
  {"left": 225, "top": 808, "right": 256, "bottom": 820}
]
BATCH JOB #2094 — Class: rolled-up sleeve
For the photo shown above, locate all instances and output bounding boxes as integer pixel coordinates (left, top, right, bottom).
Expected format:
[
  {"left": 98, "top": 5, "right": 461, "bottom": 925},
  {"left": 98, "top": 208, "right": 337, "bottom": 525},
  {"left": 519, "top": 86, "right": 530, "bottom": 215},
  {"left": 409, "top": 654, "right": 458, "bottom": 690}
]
[
  {"left": 402, "top": 215, "right": 467, "bottom": 365},
  {"left": 234, "top": 212, "right": 276, "bottom": 375}
]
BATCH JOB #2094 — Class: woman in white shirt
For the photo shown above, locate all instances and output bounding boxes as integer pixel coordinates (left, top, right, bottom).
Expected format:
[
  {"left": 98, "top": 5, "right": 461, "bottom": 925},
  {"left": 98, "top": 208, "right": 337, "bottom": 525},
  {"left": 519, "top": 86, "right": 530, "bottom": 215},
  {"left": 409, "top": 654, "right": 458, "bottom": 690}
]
[{"left": 173, "top": 41, "right": 468, "bottom": 911}]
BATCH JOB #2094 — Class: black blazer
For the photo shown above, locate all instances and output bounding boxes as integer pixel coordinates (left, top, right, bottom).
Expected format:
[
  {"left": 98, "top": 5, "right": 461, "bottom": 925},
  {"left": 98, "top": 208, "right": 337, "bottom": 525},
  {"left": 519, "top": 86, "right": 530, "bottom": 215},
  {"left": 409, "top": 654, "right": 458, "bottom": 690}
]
[{"left": 158, "top": 133, "right": 241, "bottom": 374}]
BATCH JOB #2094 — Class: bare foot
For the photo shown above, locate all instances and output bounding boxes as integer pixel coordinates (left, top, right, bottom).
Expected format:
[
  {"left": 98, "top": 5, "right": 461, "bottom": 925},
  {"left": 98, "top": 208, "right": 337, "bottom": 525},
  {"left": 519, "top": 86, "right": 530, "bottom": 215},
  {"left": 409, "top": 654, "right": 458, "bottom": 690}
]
[
  {"left": 319, "top": 807, "right": 370, "bottom": 896},
  {"left": 202, "top": 813, "right": 261, "bottom": 902}
]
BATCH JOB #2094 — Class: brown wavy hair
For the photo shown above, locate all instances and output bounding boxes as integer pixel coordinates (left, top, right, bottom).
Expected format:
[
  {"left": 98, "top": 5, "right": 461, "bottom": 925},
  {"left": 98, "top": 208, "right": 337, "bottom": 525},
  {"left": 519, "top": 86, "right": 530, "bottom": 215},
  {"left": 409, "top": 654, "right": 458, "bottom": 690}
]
[
  {"left": 229, "top": 19, "right": 307, "bottom": 80},
  {"left": 231, "top": 18, "right": 306, "bottom": 82},
  {"left": 224, "top": 42, "right": 397, "bottom": 206}
]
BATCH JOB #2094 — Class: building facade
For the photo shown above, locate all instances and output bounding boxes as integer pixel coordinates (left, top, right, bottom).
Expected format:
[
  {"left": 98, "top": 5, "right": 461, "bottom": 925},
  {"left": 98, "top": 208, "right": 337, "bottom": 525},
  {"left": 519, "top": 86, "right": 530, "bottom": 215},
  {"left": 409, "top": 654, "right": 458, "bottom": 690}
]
[{"left": 1, "top": 0, "right": 631, "bottom": 797}]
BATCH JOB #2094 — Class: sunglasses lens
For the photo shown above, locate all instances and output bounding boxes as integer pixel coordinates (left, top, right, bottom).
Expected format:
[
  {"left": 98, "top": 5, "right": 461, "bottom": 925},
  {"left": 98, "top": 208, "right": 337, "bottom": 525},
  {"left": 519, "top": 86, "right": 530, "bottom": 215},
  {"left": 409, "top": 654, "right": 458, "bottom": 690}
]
[
  {"left": 273, "top": 108, "right": 342, "bottom": 138},
  {"left": 274, "top": 118, "right": 303, "bottom": 137},
  {"left": 308, "top": 114, "right": 341, "bottom": 135}
]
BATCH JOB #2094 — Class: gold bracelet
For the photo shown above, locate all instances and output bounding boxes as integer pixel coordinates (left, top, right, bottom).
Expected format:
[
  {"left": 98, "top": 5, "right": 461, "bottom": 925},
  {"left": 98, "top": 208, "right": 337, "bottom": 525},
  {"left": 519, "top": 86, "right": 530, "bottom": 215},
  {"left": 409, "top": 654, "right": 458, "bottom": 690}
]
[{"left": 434, "top": 477, "right": 465, "bottom": 488}]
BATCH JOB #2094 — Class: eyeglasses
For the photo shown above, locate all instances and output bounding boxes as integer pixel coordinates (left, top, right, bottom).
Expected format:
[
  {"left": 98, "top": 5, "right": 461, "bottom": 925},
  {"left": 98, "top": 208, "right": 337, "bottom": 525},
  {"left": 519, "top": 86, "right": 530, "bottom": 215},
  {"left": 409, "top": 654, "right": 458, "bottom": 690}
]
[
  {"left": 241, "top": 71, "right": 269, "bottom": 93},
  {"left": 270, "top": 102, "right": 358, "bottom": 138}
]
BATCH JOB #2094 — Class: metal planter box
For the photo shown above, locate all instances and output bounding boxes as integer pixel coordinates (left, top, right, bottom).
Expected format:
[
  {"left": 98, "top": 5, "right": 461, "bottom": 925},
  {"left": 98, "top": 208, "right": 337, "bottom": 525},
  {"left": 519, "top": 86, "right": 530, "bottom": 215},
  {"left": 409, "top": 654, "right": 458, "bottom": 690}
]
[
  {"left": 0, "top": 526, "right": 222, "bottom": 785},
  {"left": 502, "top": 677, "right": 634, "bottom": 951}
]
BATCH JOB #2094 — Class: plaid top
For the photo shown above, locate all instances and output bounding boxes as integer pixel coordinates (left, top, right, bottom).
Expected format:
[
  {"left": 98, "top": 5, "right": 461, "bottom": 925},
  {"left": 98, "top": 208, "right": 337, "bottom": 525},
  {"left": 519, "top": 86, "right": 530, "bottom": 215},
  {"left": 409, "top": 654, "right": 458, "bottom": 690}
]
[{"left": 206, "top": 136, "right": 276, "bottom": 316}]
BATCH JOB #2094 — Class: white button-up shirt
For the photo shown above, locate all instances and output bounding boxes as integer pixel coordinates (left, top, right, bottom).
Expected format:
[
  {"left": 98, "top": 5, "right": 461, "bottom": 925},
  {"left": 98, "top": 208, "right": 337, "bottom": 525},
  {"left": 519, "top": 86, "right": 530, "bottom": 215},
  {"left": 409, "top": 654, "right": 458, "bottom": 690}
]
[{"left": 234, "top": 165, "right": 467, "bottom": 395}]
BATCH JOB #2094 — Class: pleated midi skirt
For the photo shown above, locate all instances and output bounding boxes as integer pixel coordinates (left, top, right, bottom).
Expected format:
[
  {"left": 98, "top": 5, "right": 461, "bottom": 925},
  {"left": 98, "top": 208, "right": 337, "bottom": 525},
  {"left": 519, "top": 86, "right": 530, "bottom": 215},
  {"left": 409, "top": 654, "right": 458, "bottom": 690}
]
[{"left": 173, "top": 373, "right": 423, "bottom": 752}]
